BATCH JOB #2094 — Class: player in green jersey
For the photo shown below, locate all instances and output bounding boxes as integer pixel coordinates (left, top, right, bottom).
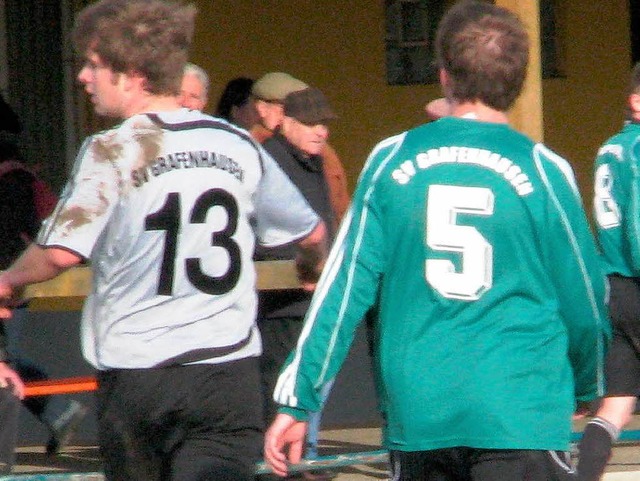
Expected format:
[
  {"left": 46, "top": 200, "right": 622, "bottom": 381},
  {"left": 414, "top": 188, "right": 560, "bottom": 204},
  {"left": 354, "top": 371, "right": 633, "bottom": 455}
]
[
  {"left": 264, "top": 1, "right": 610, "bottom": 480},
  {"left": 576, "top": 62, "right": 640, "bottom": 481}
]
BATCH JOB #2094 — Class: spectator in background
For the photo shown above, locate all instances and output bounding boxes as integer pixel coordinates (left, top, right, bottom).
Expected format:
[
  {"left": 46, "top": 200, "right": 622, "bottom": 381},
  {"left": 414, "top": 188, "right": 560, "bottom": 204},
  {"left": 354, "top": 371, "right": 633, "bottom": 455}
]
[
  {"left": 256, "top": 87, "right": 339, "bottom": 480},
  {"left": 0, "top": 95, "right": 25, "bottom": 471},
  {"left": 251, "top": 72, "right": 308, "bottom": 144},
  {"left": 180, "top": 62, "right": 209, "bottom": 111},
  {"left": 251, "top": 71, "right": 350, "bottom": 228},
  {"left": 215, "top": 77, "right": 258, "bottom": 130},
  {"left": 0, "top": 96, "right": 86, "bottom": 456},
  {"left": 250, "top": 73, "right": 351, "bottom": 459}
]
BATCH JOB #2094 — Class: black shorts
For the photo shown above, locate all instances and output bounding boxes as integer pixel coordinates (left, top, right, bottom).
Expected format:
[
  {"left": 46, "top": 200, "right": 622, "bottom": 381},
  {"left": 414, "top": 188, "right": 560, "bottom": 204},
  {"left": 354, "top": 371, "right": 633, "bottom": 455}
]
[
  {"left": 604, "top": 275, "right": 640, "bottom": 397},
  {"left": 97, "top": 357, "right": 263, "bottom": 481},
  {"left": 258, "top": 316, "right": 304, "bottom": 424},
  {"left": 389, "top": 447, "right": 574, "bottom": 481}
]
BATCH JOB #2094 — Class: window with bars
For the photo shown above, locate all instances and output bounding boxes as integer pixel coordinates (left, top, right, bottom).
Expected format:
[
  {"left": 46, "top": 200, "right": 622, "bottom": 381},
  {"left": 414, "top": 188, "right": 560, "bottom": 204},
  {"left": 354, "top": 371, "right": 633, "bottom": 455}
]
[
  {"left": 385, "top": 0, "right": 449, "bottom": 85},
  {"left": 385, "top": 0, "right": 565, "bottom": 85}
]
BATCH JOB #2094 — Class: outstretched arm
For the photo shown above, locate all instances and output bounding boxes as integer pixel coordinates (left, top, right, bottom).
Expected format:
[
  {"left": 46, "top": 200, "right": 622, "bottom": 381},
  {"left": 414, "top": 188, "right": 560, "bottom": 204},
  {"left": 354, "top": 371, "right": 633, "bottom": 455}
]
[{"left": 0, "top": 244, "right": 83, "bottom": 315}]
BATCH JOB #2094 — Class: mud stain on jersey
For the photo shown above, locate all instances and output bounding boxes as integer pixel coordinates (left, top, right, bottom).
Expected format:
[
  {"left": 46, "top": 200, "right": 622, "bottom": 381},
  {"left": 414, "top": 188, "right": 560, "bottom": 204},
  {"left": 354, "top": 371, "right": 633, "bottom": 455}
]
[
  {"left": 54, "top": 186, "right": 110, "bottom": 237},
  {"left": 90, "top": 133, "right": 128, "bottom": 196},
  {"left": 133, "top": 123, "right": 163, "bottom": 169},
  {"left": 91, "top": 134, "right": 123, "bottom": 165}
]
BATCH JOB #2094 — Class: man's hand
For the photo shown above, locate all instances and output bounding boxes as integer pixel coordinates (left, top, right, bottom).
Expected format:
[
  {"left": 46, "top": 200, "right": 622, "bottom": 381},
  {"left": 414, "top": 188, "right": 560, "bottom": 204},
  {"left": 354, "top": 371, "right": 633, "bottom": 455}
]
[
  {"left": 264, "top": 413, "right": 308, "bottom": 477},
  {"left": 0, "top": 362, "right": 24, "bottom": 399},
  {"left": 296, "top": 221, "right": 327, "bottom": 292},
  {"left": 0, "top": 280, "right": 20, "bottom": 319}
]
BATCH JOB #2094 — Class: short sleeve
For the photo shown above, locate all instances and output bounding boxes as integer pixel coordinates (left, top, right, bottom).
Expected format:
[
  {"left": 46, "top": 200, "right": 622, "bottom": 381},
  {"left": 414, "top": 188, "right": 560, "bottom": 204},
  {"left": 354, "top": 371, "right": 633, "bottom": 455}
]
[
  {"left": 37, "top": 135, "right": 121, "bottom": 258},
  {"left": 253, "top": 150, "right": 320, "bottom": 247}
]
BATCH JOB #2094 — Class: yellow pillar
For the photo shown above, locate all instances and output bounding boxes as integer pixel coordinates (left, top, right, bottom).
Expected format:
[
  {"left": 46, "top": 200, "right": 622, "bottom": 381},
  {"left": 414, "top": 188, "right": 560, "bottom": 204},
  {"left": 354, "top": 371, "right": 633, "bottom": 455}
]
[{"left": 496, "top": 0, "right": 544, "bottom": 142}]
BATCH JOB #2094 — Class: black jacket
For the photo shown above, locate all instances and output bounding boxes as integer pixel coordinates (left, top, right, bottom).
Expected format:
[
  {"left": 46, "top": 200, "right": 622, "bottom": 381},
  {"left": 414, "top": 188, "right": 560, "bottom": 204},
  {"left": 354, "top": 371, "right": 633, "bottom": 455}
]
[{"left": 256, "top": 132, "right": 335, "bottom": 319}]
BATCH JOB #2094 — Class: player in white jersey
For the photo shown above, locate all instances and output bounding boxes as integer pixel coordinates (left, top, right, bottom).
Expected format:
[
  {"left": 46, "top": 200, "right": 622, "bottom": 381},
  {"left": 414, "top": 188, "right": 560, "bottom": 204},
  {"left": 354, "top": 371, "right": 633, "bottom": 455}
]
[
  {"left": 264, "top": 2, "right": 609, "bottom": 480},
  {"left": 0, "top": 1, "right": 326, "bottom": 480}
]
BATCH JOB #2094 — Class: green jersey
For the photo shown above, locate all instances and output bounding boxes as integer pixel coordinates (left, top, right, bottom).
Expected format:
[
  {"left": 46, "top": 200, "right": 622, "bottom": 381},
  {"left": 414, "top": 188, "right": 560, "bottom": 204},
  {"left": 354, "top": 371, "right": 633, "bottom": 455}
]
[
  {"left": 275, "top": 117, "right": 610, "bottom": 452},
  {"left": 593, "top": 122, "right": 640, "bottom": 276}
]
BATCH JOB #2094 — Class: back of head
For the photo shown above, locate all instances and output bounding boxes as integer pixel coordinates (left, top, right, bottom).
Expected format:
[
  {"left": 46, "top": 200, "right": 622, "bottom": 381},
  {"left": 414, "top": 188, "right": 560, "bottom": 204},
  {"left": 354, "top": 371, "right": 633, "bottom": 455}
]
[
  {"left": 252, "top": 72, "right": 308, "bottom": 102},
  {"left": 435, "top": 0, "right": 528, "bottom": 112},
  {"left": 216, "top": 77, "right": 254, "bottom": 120},
  {"left": 629, "top": 62, "right": 640, "bottom": 97},
  {"left": 73, "top": 0, "right": 197, "bottom": 96},
  {"left": 625, "top": 62, "right": 640, "bottom": 120}
]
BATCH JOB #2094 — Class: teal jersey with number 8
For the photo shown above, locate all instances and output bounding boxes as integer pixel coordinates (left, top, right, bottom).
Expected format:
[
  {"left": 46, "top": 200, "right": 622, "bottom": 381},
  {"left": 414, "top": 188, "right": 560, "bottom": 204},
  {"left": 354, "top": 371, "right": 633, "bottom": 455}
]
[
  {"left": 593, "top": 122, "right": 640, "bottom": 277},
  {"left": 275, "top": 117, "right": 610, "bottom": 452}
]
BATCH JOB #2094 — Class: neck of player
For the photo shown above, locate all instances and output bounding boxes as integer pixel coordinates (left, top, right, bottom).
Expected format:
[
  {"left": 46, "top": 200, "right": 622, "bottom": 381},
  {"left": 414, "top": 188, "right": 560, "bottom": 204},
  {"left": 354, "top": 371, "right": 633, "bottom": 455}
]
[
  {"left": 450, "top": 101, "right": 509, "bottom": 125},
  {"left": 126, "top": 94, "right": 182, "bottom": 118}
]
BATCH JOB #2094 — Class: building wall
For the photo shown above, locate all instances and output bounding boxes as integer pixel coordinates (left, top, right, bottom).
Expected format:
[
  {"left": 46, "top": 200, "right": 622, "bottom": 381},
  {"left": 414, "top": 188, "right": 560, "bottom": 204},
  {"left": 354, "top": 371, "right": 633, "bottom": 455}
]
[
  {"left": 543, "top": 0, "right": 631, "bottom": 203},
  {"left": 191, "top": 1, "right": 631, "bottom": 205},
  {"left": 191, "top": 2, "right": 439, "bottom": 193}
]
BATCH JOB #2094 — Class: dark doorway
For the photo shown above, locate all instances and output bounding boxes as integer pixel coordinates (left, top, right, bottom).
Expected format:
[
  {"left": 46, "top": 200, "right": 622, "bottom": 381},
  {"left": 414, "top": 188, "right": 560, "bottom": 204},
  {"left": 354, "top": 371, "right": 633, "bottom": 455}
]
[
  {"left": 4, "top": 1, "right": 66, "bottom": 190},
  {"left": 632, "top": 0, "right": 640, "bottom": 64}
]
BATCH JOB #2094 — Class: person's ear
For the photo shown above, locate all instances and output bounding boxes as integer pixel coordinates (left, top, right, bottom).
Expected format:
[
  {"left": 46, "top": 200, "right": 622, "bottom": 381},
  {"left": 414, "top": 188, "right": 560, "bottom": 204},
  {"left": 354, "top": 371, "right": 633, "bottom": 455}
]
[
  {"left": 280, "top": 116, "right": 292, "bottom": 133},
  {"left": 629, "top": 93, "right": 640, "bottom": 116},
  {"left": 255, "top": 99, "right": 269, "bottom": 118},
  {"left": 121, "top": 71, "right": 145, "bottom": 93},
  {"left": 439, "top": 69, "right": 449, "bottom": 90},
  {"left": 438, "top": 68, "right": 454, "bottom": 101},
  {"left": 230, "top": 104, "right": 240, "bottom": 120}
]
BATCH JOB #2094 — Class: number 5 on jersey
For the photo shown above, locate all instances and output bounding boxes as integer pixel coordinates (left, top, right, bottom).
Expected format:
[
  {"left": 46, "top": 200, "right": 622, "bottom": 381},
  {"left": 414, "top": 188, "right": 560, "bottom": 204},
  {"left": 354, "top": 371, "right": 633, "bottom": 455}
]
[{"left": 425, "top": 184, "right": 494, "bottom": 301}]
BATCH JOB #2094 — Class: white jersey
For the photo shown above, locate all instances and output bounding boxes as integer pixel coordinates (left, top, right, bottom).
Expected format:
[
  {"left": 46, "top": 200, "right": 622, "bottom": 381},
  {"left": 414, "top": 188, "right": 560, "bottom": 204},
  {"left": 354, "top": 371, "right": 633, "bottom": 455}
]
[{"left": 37, "top": 109, "right": 319, "bottom": 369}]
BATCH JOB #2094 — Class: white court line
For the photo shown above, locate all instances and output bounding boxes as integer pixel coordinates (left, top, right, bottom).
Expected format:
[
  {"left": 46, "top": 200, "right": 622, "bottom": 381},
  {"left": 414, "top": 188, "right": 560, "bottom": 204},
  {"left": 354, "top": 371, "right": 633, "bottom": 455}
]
[{"left": 603, "top": 471, "right": 640, "bottom": 480}]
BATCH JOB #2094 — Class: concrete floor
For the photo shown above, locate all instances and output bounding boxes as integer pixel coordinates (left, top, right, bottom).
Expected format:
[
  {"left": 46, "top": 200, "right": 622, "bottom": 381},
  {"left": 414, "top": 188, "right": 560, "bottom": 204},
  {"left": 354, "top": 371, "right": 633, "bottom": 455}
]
[
  {"left": 2, "top": 424, "right": 639, "bottom": 480},
  {"left": 7, "top": 312, "right": 640, "bottom": 480}
]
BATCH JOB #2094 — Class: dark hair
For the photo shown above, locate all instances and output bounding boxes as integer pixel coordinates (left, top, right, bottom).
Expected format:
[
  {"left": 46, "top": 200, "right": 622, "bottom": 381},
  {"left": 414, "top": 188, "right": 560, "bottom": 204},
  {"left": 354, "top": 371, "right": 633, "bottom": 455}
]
[
  {"left": 215, "top": 77, "right": 255, "bottom": 121},
  {"left": 623, "top": 62, "right": 640, "bottom": 120},
  {"left": 630, "top": 62, "right": 640, "bottom": 95},
  {"left": 72, "top": 0, "right": 196, "bottom": 96},
  {"left": 435, "top": 0, "right": 529, "bottom": 111},
  {"left": 0, "top": 138, "right": 23, "bottom": 163}
]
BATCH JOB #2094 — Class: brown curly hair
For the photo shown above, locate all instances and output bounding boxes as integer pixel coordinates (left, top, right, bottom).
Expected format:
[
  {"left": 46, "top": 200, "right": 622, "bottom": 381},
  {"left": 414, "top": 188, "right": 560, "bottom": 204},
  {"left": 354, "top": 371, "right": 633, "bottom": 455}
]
[{"left": 73, "top": 0, "right": 197, "bottom": 96}]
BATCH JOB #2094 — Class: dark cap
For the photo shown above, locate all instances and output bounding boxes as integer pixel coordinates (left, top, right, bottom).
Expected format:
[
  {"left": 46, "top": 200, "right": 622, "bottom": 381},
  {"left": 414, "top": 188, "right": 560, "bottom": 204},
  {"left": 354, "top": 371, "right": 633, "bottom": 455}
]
[{"left": 284, "top": 87, "right": 337, "bottom": 125}]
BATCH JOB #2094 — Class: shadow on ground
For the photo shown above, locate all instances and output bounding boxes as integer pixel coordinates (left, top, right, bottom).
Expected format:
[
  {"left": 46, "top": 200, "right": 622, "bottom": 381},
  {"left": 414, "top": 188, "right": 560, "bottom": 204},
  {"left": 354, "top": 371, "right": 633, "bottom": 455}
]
[{"left": 13, "top": 446, "right": 102, "bottom": 474}]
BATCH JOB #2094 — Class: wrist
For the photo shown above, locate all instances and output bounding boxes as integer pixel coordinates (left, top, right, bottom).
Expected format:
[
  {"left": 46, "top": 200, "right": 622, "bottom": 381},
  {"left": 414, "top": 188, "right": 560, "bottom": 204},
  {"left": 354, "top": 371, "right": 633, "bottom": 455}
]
[{"left": 278, "top": 406, "right": 309, "bottom": 422}]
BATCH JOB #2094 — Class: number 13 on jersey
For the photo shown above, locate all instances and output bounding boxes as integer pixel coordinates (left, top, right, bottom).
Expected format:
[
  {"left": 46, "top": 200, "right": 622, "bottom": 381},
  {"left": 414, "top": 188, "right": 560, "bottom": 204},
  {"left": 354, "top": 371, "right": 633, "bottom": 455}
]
[{"left": 425, "top": 184, "right": 494, "bottom": 301}]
